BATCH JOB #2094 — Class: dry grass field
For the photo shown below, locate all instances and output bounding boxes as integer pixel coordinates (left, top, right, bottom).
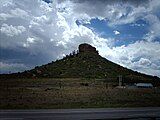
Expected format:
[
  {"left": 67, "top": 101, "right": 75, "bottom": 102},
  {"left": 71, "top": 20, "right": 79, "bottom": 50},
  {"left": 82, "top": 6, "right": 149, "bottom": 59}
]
[{"left": 0, "top": 78, "right": 160, "bottom": 109}]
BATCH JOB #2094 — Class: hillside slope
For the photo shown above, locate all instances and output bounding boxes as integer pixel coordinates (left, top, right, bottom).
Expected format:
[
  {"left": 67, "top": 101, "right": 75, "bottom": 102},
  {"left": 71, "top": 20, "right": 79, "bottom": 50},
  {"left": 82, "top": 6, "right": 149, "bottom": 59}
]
[
  {"left": 1, "top": 43, "right": 160, "bottom": 85},
  {"left": 30, "top": 52, "right": 138, "bottom": 78}
]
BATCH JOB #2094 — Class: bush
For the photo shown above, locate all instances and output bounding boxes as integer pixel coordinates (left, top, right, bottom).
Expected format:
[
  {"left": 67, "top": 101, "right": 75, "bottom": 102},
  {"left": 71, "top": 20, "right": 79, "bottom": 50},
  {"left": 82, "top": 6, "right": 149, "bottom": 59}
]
[{"left": 80, "top": 83, "right": 89, "bottom": 86}]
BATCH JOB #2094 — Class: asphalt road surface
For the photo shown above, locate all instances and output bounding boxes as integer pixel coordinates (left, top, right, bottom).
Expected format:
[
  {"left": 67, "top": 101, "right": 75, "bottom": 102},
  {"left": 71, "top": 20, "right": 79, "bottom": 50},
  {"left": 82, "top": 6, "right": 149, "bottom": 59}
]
[{"left": 0, "top": 107, "right": 160, "bottom": 120}]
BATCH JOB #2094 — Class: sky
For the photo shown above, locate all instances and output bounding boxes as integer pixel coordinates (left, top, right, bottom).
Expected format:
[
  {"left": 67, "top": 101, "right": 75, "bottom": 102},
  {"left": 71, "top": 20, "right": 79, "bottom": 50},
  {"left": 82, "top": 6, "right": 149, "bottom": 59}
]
[{"left": 0, "top": 0, "right": 160, "bottom": 77}]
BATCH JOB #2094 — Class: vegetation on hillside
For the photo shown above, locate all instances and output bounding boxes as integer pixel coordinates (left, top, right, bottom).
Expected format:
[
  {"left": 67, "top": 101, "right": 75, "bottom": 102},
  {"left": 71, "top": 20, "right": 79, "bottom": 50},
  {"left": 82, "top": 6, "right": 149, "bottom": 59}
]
[{"left": 1, "top": 51, "right": 160, "bottom": 86}]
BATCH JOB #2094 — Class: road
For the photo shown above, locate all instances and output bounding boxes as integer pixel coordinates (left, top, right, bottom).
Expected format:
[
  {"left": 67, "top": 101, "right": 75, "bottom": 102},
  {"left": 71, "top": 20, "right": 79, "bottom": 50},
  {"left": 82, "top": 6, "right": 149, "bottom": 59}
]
[{"left": 0, "top": 107, "right": 160, "bottom": 120}]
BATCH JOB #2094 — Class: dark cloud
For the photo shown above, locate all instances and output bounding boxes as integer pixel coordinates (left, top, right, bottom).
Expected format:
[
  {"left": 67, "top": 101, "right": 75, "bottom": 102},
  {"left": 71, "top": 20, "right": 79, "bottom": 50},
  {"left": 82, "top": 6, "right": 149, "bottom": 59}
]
[
  {"left": 42, "top": 0, "right": 53, "bottom": 4},
  {"left": 61, "top": 0, "right": 150, "bottom": 6},
  {"left": 0, "top": 47, "right": 48, "bottom": 66}
]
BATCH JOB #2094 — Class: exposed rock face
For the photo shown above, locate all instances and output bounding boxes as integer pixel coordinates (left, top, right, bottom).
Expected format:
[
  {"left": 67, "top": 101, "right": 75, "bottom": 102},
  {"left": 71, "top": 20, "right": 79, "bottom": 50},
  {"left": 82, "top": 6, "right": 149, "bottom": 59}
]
[{"left": 79, "top": 43, "right": 99, "bottom": 54}]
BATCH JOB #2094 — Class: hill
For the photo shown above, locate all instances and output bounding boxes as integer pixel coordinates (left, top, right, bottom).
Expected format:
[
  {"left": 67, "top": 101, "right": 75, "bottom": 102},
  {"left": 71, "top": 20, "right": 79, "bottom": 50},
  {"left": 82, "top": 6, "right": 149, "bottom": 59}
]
[
  {"left": 1, "top": 43, "right": 160, "bottom": 86},
  {"left": 1, "top": 43, "right": 160, "bottom": 109}
]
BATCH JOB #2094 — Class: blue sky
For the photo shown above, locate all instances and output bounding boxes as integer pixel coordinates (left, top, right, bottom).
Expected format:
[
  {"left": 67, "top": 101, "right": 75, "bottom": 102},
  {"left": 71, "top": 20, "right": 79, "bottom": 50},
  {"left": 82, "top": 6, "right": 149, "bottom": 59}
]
[
  {"left": 77, "top": 18, "right": 150, "bottom": 47},
  {"left": 0, "top": 0, "right": 160, "bottom": 77}
]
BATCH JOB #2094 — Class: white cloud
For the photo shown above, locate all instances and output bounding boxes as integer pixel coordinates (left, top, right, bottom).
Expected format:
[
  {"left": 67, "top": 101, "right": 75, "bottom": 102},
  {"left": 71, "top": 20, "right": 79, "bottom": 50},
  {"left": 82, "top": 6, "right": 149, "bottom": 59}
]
[
  {"left": 0, "top": 23, "right": 26, "bottom": 36},
  {"left": 99, "top": 41, "right": 160, "bottom": 77},
  {"left": 0, "top": 0, "right": 13, "bottom": 7},
  {"left": 0, "top": 13, "right": 12, "bottom": 21},
  {"left": 10, "top": 8, "right": 29, "bottom": 18},
  {"left": 23, "top": 37, "right": 43, "bottom": 48},
  {"left": 144, "top": 14, "right": 160, "bottom": 42},
  {"left": 57, "top": 0, "right": 160, "bottom": 32},
  {"left": 30, "top": 15, "right": 49, "bottom": 26},
  {"left": 113, "top": 30, "right": 120, "bottom": 35},
  {"left": 57, "top": 0, "right": 148, "bottom": 26},
  {"left": 138, "top": 58, "right": 151, "bottom": 66},
  {"left": 23, "top": 37, "right": 36, "bottom": 47},
  {"left": 0, "top": 8, "right": 29, "bottom": 21},
  {"left": 27, "top": 37, "right": 35, "bottom": 43},
  {"left": 130, "top": 23, "right": 145, "bottom": 27}
]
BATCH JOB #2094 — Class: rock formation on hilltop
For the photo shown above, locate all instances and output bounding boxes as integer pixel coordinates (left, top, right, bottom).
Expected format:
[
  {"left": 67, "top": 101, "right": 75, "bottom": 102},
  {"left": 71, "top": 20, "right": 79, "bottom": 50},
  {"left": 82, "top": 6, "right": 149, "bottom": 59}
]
[{"left": 78, "top": 43, "right": 99, "bottom": 54}]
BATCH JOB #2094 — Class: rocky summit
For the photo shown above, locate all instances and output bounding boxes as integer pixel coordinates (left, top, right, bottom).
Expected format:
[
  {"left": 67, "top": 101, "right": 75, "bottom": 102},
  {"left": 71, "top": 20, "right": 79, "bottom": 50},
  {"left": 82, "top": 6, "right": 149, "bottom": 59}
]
[{"left": 78, "top": 43, "right": 99, "bottom": 54}]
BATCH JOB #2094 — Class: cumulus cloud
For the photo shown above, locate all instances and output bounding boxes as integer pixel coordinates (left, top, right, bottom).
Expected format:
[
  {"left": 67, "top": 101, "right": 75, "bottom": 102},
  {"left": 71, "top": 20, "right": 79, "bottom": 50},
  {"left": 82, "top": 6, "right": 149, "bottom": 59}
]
[
  {"left": 100, "top": 41, "right": 160, "bottom": 77},
  {"left": 0, "top": 0, "right": 14, "bottom": 7},
  {"left": 23, "top": 37, "right": 37, "bottom": 47},
  {"left": 113, "top": 30, "right": 120, "bottom": 35},
  {"left": 143, "top": 14, "right": 160, "bottom": 42},
  {"left": 0, "top": 23, "right": 26, "bottom": 36},
  {"left": 0, "top": 13, "right": 11, "bottom": 21},
  {"left": 57, "top": 0, "right": 158, "bottom": 26},
  {"left": 138, "top": 58, "right": 151, "bottom": 66},
  {"left": 0, "top": 8, "right": 29, "bottom": 21}
]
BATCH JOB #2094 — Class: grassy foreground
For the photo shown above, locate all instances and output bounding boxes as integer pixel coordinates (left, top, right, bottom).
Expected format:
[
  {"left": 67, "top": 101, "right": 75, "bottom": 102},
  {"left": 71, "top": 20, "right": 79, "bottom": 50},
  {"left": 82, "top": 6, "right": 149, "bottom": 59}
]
[{"left": 0, "top": 78, "right": 160, "bottom": 109}]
